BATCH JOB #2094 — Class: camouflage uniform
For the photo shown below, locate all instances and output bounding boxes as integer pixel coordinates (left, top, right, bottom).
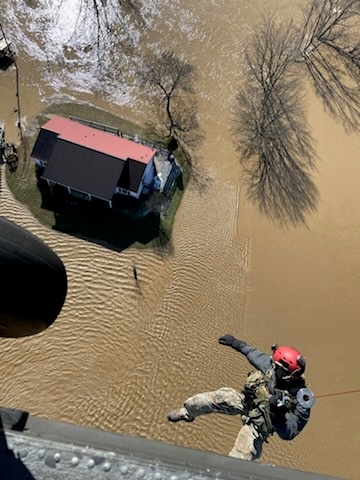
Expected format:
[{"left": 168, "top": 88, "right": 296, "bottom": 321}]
[
  {"left": 167, "top": 341, "right": 311, "bottom": 461},
  {"left": 169, "top": 382, "right": 271, "bottom": 461}
]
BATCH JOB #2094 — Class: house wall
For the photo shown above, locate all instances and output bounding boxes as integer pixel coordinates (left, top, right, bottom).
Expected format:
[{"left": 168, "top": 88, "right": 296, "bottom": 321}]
[
  {"left": 116, "top": 187, "right": 133, "bottom": 196},
  {"left": 134, "top": 159, "right": 155, "bottom": 198},
  {"left": 33, "top": 158, "right": 47, "bottom": 168},
  {"left": 142, "top": 158, "right": 156, "bottom": 187},
  {"left": 45, "top": 179, "right": 113, "bottom": 207},
  {"left": 68, "top": 188, "right": 91, "bottom": 201}
]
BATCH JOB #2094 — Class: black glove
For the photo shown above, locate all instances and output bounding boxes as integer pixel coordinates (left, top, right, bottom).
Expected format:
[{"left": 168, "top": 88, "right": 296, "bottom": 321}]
[
  {"left": 270, "top": 390, "right": 294, "bottom": 409},
  {"left": 218, "top": 335, "right": 247, "bottom": 351},
  {"left": 269, "top": 390, "right": 283, "bottom": 408},
  {"left": 218, "top": 334, "right": 235, "bottom": 346}
]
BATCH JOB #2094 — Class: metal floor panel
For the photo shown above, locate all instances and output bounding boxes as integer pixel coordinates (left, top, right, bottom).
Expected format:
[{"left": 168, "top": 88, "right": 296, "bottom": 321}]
[{"left": 0, "top": 411, "right": 341, "bottom": 480}]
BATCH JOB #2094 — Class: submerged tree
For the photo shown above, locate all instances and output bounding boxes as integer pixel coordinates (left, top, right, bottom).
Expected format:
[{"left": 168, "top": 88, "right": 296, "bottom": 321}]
[
  {"left": 138, "top": 49, "right": 206, "bottom": 187},
  {"left": 298, "top": 0, "right": 360, "bottom": 131},
  {"left": 233, "top": 17, "right": 319, "bottom": 226},
  {"left": 139, "top": 50, "right": 201, "bottom": 147}
]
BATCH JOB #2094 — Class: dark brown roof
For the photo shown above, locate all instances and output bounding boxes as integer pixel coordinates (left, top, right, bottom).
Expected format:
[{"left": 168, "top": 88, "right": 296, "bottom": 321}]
[
  {"left": 31, "top": 129, "right": 58, "bottom": 161},
  {"left": 117, "top": 159, "right": 147, "bottom": 192},
  {"left": 42, "top": 139, "right": 125, "bottom": 201}
]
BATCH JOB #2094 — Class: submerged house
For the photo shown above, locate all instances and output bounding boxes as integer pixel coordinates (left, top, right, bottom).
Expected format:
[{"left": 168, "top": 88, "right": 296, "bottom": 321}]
[{"left": 31, "top": 116, "right": 159, "bottom": 208}]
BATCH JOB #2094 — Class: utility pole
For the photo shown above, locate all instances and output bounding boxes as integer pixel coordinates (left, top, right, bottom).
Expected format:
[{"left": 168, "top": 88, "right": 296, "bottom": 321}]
[
  {"left": 13, "top": 60, "right": 22, "bottom": 140},
  {"left": 0, "top": 23, "right": 22, "bottom": 140}
]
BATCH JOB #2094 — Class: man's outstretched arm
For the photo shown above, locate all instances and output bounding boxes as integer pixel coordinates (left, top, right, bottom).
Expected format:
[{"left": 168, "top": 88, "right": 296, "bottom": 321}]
[{"left": 218, "top": 335, "right": 273, "bottom": 374}]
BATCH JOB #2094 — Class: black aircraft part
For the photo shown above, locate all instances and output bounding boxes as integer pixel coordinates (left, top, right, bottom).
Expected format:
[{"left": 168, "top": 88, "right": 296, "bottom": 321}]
[{"left": 0, "top": 216, "right": 67, "bottom": 337}]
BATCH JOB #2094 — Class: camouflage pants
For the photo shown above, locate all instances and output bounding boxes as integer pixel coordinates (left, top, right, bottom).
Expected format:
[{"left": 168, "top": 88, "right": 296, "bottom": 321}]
[{"left": 180, "top": 387, "right": 264, "bottom": 461}]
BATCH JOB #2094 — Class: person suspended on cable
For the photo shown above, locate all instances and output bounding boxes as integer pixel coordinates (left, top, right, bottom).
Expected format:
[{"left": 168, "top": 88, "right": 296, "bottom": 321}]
[{"left": 167, "top": 335, "right": 313, "bottom": 461}]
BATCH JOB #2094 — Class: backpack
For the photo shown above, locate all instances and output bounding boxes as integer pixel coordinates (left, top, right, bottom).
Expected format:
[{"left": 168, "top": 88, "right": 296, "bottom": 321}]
[
  {"left": 241, "top": 370, "right": 274, "bottom": 439},
  {"left": 243, "top": 370, "right": 272, "bottom": 403}
]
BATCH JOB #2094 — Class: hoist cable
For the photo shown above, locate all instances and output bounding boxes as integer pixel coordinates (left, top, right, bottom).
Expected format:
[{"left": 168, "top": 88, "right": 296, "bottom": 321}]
[{"left": 311, "top": 388, "right": 360, "bottom": 400}]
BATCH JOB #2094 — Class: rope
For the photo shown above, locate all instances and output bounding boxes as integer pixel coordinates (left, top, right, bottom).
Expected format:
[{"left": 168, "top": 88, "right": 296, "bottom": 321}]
[{"left": 312, "top": 388, "right": 360, "bottom": 400}]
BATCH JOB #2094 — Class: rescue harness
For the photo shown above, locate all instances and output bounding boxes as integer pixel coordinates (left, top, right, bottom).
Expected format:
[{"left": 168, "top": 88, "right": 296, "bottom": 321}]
[{"left": 241, "top": 369, "right": 274, "bottom": 440}]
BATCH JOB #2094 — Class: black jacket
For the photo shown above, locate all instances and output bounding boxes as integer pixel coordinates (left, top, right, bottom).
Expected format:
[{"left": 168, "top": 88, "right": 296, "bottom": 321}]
[{"left": 232, "top": 342, "right": 311, "bottom": 440}]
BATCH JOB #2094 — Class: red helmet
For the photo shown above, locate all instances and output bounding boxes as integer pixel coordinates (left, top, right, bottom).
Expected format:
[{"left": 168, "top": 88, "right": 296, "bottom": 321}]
[{"left": 272, "top": 345, "right": 306, "bottom": 377}]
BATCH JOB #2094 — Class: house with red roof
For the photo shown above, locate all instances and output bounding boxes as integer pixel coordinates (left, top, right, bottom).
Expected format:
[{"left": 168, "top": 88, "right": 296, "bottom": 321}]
[{"left": 31, "top": 116, "right": 159, "bottom": 208}]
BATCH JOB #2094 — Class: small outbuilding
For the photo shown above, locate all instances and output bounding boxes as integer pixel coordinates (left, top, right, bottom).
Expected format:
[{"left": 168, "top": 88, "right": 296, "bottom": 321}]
[{"left": 0, "top": 35, "right": 15, "bottom": 60}]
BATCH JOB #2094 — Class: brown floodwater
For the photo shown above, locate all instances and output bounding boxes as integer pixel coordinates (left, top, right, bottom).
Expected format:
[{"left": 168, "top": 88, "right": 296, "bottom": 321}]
[{"left": 0, "top": 1, "right": 359, "bottom": 479}]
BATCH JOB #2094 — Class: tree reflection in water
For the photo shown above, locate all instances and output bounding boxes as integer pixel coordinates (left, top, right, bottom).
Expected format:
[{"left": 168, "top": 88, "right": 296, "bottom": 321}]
[{"left": 233, "top": 17, "right": 319, "bottom": 227}]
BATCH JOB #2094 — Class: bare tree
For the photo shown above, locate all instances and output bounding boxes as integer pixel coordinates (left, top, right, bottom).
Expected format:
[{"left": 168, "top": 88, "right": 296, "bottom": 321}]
[
  {"left": 138, "top": 50, "right": 201, "bottom": 147},
  {"left": 233, "top": 17, "right": 319, "bottom": 226},
  {"left": 298, "top": 0, "right": 360, "bottom": 130},
  {"left": 138, "top": 50, "right": 208, "bottom": 188}
]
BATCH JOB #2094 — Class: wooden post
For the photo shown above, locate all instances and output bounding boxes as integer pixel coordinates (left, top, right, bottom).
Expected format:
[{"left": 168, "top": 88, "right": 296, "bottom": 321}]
[
  {"left": 14, "top": 60, "right": 23, "bottom": 140},
  {"left": 0, "top": 23, "right": 22, "bottom": 140}
]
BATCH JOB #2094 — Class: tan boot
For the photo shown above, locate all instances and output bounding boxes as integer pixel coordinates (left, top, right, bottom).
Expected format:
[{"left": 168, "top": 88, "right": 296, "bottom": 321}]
[{"left": 167, "top": 407, "right": 194, "bottom": 423}]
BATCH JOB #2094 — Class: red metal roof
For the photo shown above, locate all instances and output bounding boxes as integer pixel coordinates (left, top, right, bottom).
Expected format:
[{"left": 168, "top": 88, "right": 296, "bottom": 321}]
[{"left": 42, "top": 116, "right": 156, "bottom": 164}]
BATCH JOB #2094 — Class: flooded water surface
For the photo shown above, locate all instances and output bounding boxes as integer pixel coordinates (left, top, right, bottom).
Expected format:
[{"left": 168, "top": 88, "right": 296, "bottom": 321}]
[{"left": 0, "top": 1, "right": 359, "bottom": 479}]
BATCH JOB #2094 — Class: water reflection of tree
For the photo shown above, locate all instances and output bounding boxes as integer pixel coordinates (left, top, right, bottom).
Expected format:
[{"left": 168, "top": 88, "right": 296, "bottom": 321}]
[
  {"left": 61, "top": 0, "right": 142, "bottom": 65},
  {"left": 233, "top": 17, "right": 319, "bottom": 226},
  {"left": 233, "top": 0, "right": 359, "bottom": 226}
]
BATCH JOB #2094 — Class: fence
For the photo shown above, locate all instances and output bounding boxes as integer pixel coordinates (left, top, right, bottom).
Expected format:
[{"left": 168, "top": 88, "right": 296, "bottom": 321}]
[{"left": 69, "top": 116, "right": 168, "bottom": 158}]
